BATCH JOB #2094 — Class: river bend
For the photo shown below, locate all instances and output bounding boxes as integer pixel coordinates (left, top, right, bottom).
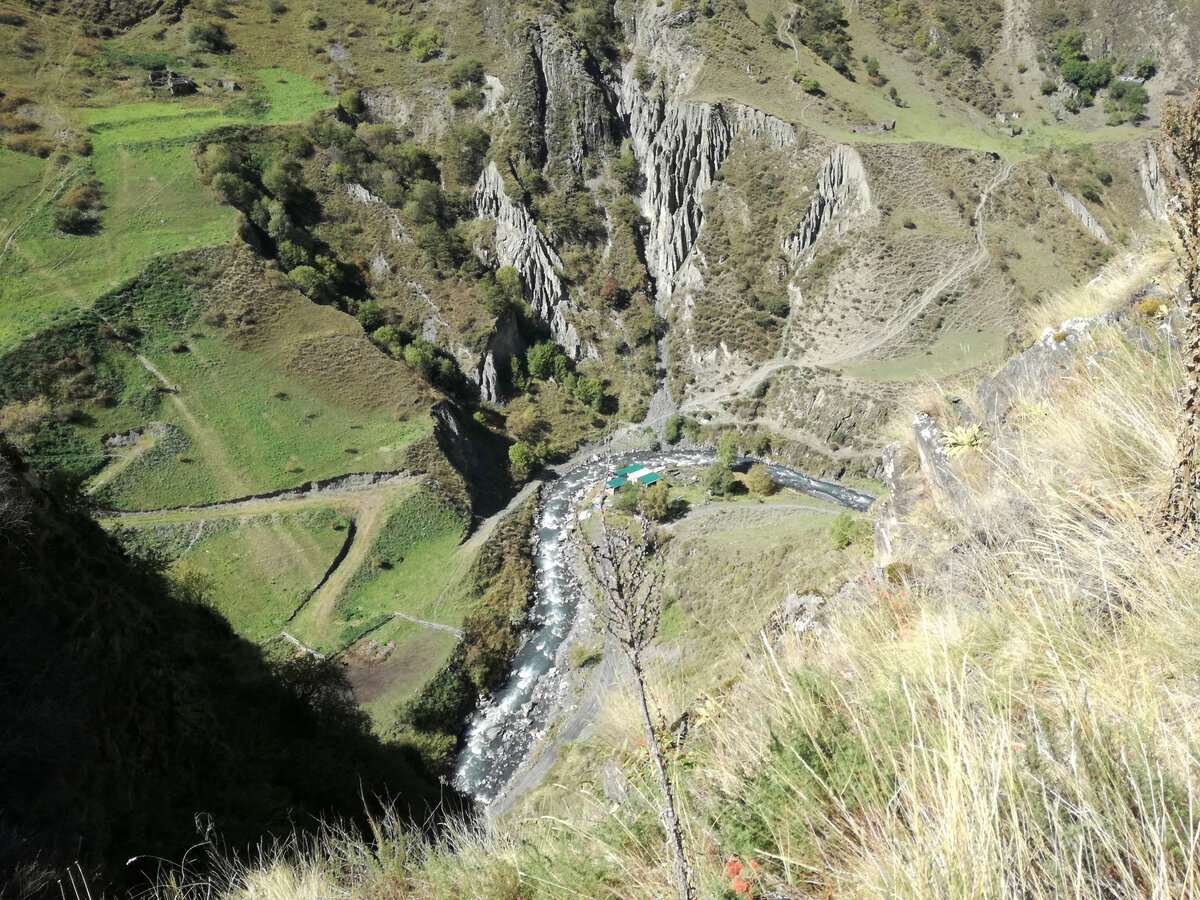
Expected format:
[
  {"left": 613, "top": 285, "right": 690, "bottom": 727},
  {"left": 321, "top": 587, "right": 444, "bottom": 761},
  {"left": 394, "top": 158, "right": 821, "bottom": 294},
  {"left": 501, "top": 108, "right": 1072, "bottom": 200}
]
[{"left": 453, "top": 451, "right": 874, "bottom": 803}]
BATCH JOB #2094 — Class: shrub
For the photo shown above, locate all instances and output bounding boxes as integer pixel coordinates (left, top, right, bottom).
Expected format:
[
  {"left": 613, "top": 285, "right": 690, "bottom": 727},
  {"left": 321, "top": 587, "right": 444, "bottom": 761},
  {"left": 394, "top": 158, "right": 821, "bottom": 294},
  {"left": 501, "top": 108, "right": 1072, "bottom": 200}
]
[
  {"left": 446, "top": 55, "right": 484, "bottom": 88},
  {"left": 1040, "top": 78, "right": 1058, "bottom": 95},
  {"left": 746, "top": 463, "right": 776, "bottom": 496},
  {"left": 508, "top": 442, "right": 539, "bottom": 480},
  {"left": 265, "top": 0, "right": 286, "bottom": 13},
  {"left": 187, "top": 22, "right": 230, "bottom": 51},
  {"left": 1135, "top": 57, "right": 1156, "bottom": 80},
  {"left": 1061, "top": 59, "right": 1112, "bottom": 92},
  {"left": 288, "top": 265, "right": 334, "bottom": 301},
  {"left": 441, "top": 122, "right": 490, "bottom": 186},
  {"left": 792, "top": 71, "right": 822, "bottom": 94},
  {"left": 302, "top": 10, "right": 326, "bottom": 29},
  {"left": 829, "top": 511, "right": 870, "bottom": 549},
  {"left": 410, "top": 27, "right": 443, "bottom": 61},
  {"left": 902, "top": 217, "right": 916, "bottom": 229},
  {"left": 664, "top": 414, "right": 683, "bottom": 444},
  {"left": 53, "top": 179, "right": 104, "bottom": 234}
]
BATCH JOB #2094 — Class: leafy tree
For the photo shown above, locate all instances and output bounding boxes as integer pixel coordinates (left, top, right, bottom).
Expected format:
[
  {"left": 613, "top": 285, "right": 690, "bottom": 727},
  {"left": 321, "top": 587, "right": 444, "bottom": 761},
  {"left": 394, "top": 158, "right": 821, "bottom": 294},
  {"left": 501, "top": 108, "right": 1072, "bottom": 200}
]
[
  {"left": 791, "top": 0, "right": 853, "bottom": 76},
  {"left": 288, "top": 265, "right": 334, "bottom": 302},
  {"left": 404, "top": 180, "right": 447, "bottom": 226},
  {"left": 277, "top": 240, "right": 309, "bottom": 270},
  {"left": 702, "top": 461, "right": 734, "bottom": 496},
  {"left": 830, "top": 511, "right": 871, "bottom": 549},
  {"left": 1136, "top": 57, "right": 1157, "bottom": 80},
  {"left": 508, "top": 442, "right": 539, "bottom": 480},
  {"left": 639, "top": 481, "right": 671, "bottom": 521},
  {"left": 527, "top": 342, "right": 568, "bottom": 380},
  {"left": 211, "top": 172, "right": 258, "bottom": 210},
  {"left": 610, "top": 141, "right": 640, "bottom": 192},
  {"left": 1061, "top": 58, "right": 1111, "bottom": 91},
  {"left": 717, "top": 430, "right": 740, "bottom": 466},
  {"left": 569, "top": 0, "right": 618, "bottom": 56},
  {"left": 762, "top": 11, "right": 777, "bottom": 37},
  {"left": 1053, "top": 27, "right": 1086, "bottom": 64},
  {"left": 664, "top": 414, "right": 683, "bottom": 444},
  {"left": 746, "top": 463, "right": 777, "bottom": 496},
  {"left": 442, "top": 122, "right": 490, "bottom": 186},
  {"left": 573, "top": 375, "right": 604, "bottom": 410},
  {"left": 612, "top": 480, "right": 639, "bottom": 512}
]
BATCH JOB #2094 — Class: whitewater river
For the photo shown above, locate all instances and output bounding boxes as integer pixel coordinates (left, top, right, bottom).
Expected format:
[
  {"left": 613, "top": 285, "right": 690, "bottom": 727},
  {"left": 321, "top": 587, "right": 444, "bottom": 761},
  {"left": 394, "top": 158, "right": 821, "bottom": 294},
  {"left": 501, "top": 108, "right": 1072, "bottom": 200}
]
[{"left": 453, "top": 450, "right": 875, "bottom": 803}]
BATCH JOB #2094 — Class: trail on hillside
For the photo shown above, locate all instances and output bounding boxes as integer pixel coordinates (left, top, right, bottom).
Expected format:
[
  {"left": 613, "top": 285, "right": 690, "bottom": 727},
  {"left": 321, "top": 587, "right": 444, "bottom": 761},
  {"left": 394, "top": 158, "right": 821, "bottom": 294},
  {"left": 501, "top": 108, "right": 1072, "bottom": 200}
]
[
  {"left": 819, "top": 161, "right": 1015, "bottom": 365},
  {"left": 302, "top": 493, "right": 387, "bottom": 632},
  {"left": 678, "top": 161, "right": 1015, "bottom": 423}
]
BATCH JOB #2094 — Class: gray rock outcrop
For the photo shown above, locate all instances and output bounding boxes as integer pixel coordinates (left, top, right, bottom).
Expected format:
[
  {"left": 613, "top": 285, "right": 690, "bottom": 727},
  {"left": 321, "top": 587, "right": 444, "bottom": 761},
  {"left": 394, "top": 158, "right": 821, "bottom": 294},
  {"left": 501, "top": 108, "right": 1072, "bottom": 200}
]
[
  {"left": 1140, "top": 139, "right": 1168, "bottom": 221},
  {"left": 781, "top": 144, "right": 872, "bottom": 265},
  {"left": 617, "top": 71, "right": 796, "bottom": 300},
  {"left": 473, "top": 162, "right": 584, "bottom": 358},
  {"left": 468, "top": 313, "right": 526, "bottom": 404},
  {"left": 1048, "top": 174, "right": 1111, "bottom": 244}
]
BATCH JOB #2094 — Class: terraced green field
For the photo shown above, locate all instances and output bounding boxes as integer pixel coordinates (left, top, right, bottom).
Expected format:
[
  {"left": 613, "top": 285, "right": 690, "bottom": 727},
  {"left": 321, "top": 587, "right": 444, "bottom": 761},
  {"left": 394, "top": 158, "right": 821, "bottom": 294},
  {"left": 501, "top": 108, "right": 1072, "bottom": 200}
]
[
  {"left": 116, "top": 507, "right": 350, "bottom": 641},
  {"left": 0, "top": 69, "right": 331, "bottom": 352},
  {"left": 96, "top": 327, "right": 430, "bottom": 509}
]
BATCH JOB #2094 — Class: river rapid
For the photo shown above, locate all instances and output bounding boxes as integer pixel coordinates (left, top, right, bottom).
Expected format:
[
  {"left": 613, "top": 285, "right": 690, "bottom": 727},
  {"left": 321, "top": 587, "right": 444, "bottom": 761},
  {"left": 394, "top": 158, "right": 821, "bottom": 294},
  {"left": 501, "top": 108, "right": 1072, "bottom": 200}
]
[{"left": 453, "top": 450, "right": 874, "bottom": 804}]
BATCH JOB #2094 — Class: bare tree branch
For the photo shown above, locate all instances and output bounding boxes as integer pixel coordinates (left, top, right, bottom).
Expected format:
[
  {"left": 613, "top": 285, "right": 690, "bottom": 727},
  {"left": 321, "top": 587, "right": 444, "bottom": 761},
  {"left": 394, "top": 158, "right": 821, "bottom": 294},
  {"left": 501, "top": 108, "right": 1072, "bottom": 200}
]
[{"left": 581, "top": 514, "right": 694, "bottom": 900}]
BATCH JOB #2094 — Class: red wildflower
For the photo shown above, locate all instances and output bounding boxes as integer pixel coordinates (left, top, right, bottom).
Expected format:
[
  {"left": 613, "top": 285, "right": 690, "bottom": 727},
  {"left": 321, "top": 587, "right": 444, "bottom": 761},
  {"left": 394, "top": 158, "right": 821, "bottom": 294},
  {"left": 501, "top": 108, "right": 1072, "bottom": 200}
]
[
  {"left": 726, "top": 858, "right": 743, "bottom": 877},
  {"left": 749, "top": 859, "right": 760, "bottom": 871},
  {"left": 732, "top": 875, "right": 750, "bottom": 894}
]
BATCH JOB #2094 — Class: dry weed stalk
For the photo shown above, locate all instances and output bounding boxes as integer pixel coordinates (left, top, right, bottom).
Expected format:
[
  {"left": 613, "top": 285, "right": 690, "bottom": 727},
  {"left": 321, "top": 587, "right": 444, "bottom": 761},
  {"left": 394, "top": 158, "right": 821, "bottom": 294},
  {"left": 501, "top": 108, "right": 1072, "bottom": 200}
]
[{"left": 582, "top": 515, "right": 695, "bottom": 900}]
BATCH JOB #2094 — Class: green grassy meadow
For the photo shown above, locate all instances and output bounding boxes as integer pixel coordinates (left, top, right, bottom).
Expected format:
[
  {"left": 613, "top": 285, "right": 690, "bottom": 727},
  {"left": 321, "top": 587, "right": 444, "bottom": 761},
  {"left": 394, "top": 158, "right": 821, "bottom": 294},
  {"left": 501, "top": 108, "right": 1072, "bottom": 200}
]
[
  {"left": 176, "top": 508, "right": 348, "bottom": 640},
  {"left": 97, "top": 326, "right": 430, "bottom": 509},
  {"left": 0, "top": 69, "right": 331, "bottom": 352}
]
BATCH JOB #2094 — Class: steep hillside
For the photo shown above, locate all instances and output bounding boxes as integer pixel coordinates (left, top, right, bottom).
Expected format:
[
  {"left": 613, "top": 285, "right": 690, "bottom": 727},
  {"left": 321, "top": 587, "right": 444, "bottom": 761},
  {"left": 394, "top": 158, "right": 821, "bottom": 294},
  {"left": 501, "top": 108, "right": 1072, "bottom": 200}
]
[
  {"left": 0, "top": 446, "right": 455, "bottom": 898},
  {"left": 2, "top": 0, "right": 1199, "bottom": 892}
]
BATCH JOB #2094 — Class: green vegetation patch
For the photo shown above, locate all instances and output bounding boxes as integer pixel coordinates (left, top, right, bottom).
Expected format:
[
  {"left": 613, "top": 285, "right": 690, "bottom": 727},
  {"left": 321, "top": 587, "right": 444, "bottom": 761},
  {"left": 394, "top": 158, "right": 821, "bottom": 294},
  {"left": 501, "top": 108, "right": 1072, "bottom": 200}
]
[
  {"left": 387, "top": 491, "right": 539, "bottom": 770},
  {"left": 115, "top": 507, "right": 349, "bottom": 642},
  {"left": 329, "top": 488, "right": 468, "bottom": 648},
  {"left": 0, "top": 69, "right": 331, "bottom": 354}
]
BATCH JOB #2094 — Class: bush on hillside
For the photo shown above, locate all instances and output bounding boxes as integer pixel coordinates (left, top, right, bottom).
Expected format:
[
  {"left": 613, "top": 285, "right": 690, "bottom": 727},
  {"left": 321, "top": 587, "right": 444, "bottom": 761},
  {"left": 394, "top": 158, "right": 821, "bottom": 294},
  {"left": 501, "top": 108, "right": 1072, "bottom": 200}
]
[{"left": 187, "top": 21, "right": 230, "bottom": 51}]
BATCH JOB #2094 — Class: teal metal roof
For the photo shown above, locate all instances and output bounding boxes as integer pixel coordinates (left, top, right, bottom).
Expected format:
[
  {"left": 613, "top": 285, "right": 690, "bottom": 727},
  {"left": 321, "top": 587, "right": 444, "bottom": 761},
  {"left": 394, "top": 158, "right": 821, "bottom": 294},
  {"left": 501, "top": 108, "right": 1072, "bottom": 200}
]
[
  {"left": 614, "top": 465, "right": 642, "bottom": 476},
  {"left": 637, "top": 472, "right": 663, "bottom": 485},
  {"left": 606, "top": 476, "right": 628, "bottom": 488}
]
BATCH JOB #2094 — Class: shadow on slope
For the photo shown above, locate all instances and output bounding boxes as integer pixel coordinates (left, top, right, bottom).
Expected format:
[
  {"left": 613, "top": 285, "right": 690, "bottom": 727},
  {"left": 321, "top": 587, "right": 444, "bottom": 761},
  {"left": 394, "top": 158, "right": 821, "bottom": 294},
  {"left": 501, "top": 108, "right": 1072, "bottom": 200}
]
[{"left": 0, "top": 445, "right": 462, "bottom": 899}]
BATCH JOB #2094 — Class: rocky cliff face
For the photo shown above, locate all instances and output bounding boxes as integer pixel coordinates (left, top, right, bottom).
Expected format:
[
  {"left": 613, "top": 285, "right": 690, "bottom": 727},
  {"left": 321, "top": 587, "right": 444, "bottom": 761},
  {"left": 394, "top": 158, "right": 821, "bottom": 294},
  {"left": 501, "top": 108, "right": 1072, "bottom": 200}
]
[
  {"left": 466, "top": 313, "right": 525, "bottom": 404},
  {"left": 1048, "top": 174, "right": 1111, "bottom": 244},
  {"left": 513, "top": 24, "right": 621, "bottom": 175},
  {"left": 1140, "top": 140, "right": 1168, "bottom": 222},
  {"left": 473, "top": 161, "right": 586, "bottom": 360},
  {"left": 781, "top": 144, "right": 872, "bottom": 266},
  {"left": 617, "top": 72, "right": 796, "bottom": 301}
]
